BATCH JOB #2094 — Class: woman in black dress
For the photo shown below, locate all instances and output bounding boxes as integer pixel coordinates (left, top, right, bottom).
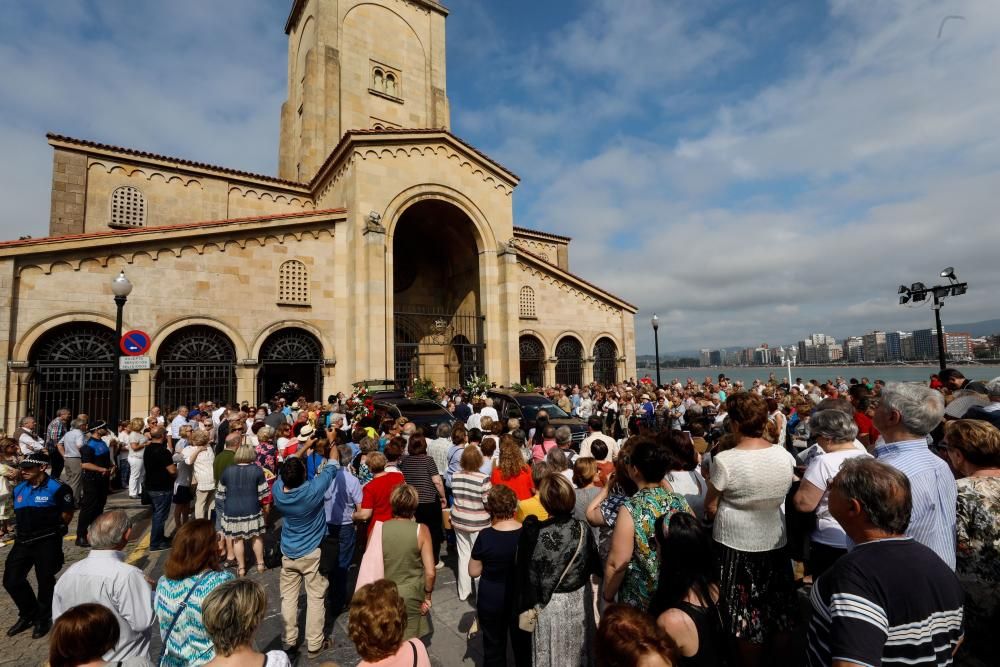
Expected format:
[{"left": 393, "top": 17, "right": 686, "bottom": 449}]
[
  {"left": 648, "top": 512, "right": 729, "bottom": 666},
  {"left": 469, "top": 485, "right": 523, "bottom": 667}
]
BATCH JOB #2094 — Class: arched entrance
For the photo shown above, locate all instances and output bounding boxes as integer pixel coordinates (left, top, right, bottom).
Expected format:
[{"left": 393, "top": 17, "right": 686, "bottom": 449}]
[
  {"left": 156, "top": 325, "right": 236, "bottom": 410},
  {"left": 392, "top": 199, "right": 484, "bottom": 388},
  {"left": 555, "top": 336, "right": 583, "bottom": 387},
  {"left": 28, "top": 323, "right": 129, "bottom": 426},
  {"left": 257, "top": 328, "right": 323, "bottom": 403},
  {"left": 593, "top": 337, "right": 618, "bottom": 385},
  {"left": 518, "top": 335, "right": 545, "bottom": 386}
]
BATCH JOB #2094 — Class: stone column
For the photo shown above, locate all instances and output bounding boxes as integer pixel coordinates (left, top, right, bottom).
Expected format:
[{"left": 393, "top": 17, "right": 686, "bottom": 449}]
[
  {"left": 582, "top": 357, "right": 595, "bottom": 386},
  {"left": 5, "top": 365, "right": 32, "bottom": 433},
  {"left": 127, "top": 369, "right": 153, "bottom": 421},
  {"left": 322, "top": 359, "right": 338, "bottom": 399},
  {"left": 236, "top": 361, "right": 260, "bottom": 405},
  {"left": 362, "top": 219, "right": 388, "bottom": 381},
  {"left": 544, "top": 357, "right": 557, "bottom": 388}
]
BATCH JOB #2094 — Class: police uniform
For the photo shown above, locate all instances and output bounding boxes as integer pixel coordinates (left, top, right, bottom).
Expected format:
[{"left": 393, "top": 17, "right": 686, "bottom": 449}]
[
  {"left": 76, "top": 433, "right": 112, "bottom": 543},
  {"left": 3, "top": 469, "right": 74, "bottom": 628}
]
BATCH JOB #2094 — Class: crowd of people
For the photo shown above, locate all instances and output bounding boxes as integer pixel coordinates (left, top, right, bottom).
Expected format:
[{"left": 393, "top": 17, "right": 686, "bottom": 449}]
[{"left": 0, "top": 365, "right": 997, "bottom": 666}]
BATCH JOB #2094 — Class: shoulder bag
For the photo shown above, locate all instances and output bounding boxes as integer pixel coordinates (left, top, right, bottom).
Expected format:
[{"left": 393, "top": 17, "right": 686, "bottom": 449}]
[
  {"left": 518, "top": 520, "right": 585, "bottom": 633},
  {"left": 158, "top": 571, "right": 210, "bottom": 665}
]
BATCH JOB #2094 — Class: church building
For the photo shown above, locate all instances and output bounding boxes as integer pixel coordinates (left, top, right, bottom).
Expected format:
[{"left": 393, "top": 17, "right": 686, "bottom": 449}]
[{"left": 0, "top": 0, "right": 637, "bottom": 430}]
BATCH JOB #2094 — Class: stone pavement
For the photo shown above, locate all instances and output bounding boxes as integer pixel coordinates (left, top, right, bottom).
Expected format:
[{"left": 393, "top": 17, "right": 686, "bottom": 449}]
[{"left": 0, "top": 489, "right": 486, "bottom": 667}]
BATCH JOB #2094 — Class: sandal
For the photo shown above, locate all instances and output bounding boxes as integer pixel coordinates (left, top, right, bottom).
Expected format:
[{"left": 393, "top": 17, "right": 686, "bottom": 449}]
[{"left": 237, "top": 567, "right": 246, "bottom": 578}]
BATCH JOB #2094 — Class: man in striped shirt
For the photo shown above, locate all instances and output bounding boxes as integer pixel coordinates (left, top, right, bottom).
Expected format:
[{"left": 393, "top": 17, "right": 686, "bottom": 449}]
[
  {"left": 872, "top": 382, "right": 956, "bottom": 569},
  {"left": 807, "top": 458, "right": 964, "bottom": 667}
]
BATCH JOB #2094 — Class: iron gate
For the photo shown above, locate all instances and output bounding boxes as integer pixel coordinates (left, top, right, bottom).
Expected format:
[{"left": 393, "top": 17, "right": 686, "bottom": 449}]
[
  {"left": 394, "top": 307, "right": 485, "bottom": 386},
  {"left": 519, "top": 335, "right": 545, "bottom": 386},
  {"left": 593, "top": 338, "right": 618, "bottom": 385},
  {"left": 156, "top": 326, "right": 236, "bottom": 410},
  {"left": 257, "top": 329, "right": 323, "bottom": 403},
  {"left": 28, "top": 324, "right": 129, "bottom": 426},
  {"left": 555, "top": 337, "right": 583, "bottom": 387}
]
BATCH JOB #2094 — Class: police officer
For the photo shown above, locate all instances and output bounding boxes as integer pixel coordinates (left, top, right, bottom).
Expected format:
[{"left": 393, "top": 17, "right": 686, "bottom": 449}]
[
  {"left": 76, "top": 421, "right": 113, "bottom": 548},
  {"left": 3, "top": 452, "right": 74, "bottom": 638}
]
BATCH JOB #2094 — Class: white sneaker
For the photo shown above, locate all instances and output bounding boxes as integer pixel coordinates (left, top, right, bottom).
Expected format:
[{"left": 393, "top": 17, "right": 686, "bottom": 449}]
[{"left": 435, "top": 560, "right": 445, "bottom": 570}]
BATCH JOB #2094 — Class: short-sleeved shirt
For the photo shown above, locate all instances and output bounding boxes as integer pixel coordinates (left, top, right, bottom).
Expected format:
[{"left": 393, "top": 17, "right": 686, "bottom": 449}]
[
  {"left": 59, "top": 429, "right": 85, "bottom": 458},
  {"left": 143, "top": 442, "right": 175, "bottom": 492},
  {"left": 397, "top": 454, "right": 440, "bottom": 504},
  {"left": 802, "top": 448, "right": 872, "bottom": 547},
  {"left": 490, "top": 467, "right": 533, "bottom": 500},
  {"left": 13, "top": 475, "right": 74, "bottom": 541},
  {"left": 213, "top": 449, "right": 236, "bottom": 484},
  {"left": 361, "top": 472, "right": 405, "bottom": 538},
  {"left": 807, "top": 537, "right": 964, "bottom": 667},
  {"left": 80, "top": 437, "right": 112, "bottom": 478},
  {"left": 853, "top": 411, "right": 879, "bottom": 444},
  {"left": 471, "top": 526, "right": 522, "bottom": 615}
]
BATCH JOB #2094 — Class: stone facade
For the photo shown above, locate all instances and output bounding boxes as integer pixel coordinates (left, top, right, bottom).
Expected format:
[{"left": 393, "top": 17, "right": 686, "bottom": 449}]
[{"left": 0, "top": 0, "right": 636, "bottom": 432}]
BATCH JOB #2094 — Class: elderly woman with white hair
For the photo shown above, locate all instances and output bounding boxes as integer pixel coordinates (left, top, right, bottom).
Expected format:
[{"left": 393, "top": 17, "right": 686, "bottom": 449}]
[{"left": 792, "top": 409, "right": 872, "bottom": 577}]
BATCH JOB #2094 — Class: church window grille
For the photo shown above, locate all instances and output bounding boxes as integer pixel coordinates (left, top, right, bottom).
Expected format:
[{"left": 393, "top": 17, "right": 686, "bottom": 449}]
[
  {"left": 110, "top": 186, "right": 146, "bottom": 228},
  {"left": 156, "top": 326, "right": 236, "bottom": 410},
  {"left": 278, "top": 260, "right": 310, "bottom": 305},
  {"left": 519, "top": 335, "right": 545, "bottom": 386},
  {"left": 593, "top": 338, "right": 618, "bottom": 385},
  {"left": 519, "top": 286, "right": 536, "bottom": 319},
  {"left": 555, "top": 337, "right": 583, "bottom": 387}
]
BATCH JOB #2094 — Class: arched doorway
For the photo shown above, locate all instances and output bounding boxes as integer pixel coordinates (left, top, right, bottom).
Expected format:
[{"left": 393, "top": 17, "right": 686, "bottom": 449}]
[
  {"left": 392, "top": 200, "right": 484, "bottom": 388},
  {"left": 519, "top": 335, "right": 545, "bottom": 386},
  {"left": 555, "top": 337, "right": 583, "bottom": 387},
  {"left": 156, "top": 325, "right": 236, "bottom": 410},
  {"left": 28, "top": 323, "right": 129, "bottom": 426},
  {"left": 593, "top": 338, "right": 618, "bottom": 385},
  {"left": 257, "top": 328, "right": 323, "bottom": 403}
]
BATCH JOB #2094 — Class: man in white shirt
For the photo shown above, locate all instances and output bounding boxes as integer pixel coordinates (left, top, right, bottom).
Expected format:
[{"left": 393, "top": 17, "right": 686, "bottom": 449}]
[
  {"left": 17, "top": 416, "right": 45, "bottom": 456},
  {"left": 148, "top": 406, "right": 165, "bottom": 426},
  {"left": 52, "top": 510, "right": 154, "bottom": 661},
  {"left": 579, "top": 416, "right": 618, "bottom": 460},
  {"left": 169, "top": 406, "right": 189, "bottom": 439},
  {"left": 479, "top": 398, "right": 499, "bottom": 424},
  {"left": 57, "top": 417, "right": 88, "bottom": 505}
]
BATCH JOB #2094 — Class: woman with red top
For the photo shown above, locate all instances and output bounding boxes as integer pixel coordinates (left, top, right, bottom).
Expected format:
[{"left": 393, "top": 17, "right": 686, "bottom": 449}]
[
  {"left": 354, "top": 449, "right": 405, "bottom": 542},
  {"left": 490, "top": 435, "right": 533, "bottom": 501}
]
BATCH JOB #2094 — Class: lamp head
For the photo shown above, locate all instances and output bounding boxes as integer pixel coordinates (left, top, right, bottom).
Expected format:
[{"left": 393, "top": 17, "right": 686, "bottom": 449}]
[
  {"left": 940, "top": 266, "right": 956, "bottom": 280},
  {"left": 111, "top": 270, "right": 133, "bottom": 297},
  {"left": 651, "top": 314, "right": 659, "bottom": 330}
]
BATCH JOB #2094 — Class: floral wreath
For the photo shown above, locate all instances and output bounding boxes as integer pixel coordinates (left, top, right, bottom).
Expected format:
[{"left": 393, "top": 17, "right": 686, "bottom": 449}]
[{"left": 345, "top": 384, "right": 375, "bottom": 422}]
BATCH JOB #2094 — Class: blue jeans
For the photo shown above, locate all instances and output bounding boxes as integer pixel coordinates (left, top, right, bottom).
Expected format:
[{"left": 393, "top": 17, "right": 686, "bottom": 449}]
[
  {"left": 319, "top": 523, "right": 356, "bottom": 618},
  {"left": 118, "top": 458, "right": 130, "bottom": 490},
  {"left": 148, "top": 490, "right": 172, "bottom": 548}
]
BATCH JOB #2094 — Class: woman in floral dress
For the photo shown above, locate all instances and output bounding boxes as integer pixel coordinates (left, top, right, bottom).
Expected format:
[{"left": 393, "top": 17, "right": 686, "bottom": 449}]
[
  {"left": 944, "top": 418, "right": 1000, "bottom": 658},
  {"left": 254, "top": 426, "right": 279, "bottom": 526},
  {"left": 602, "top": 436, "right": 691, "bottom": 611}
]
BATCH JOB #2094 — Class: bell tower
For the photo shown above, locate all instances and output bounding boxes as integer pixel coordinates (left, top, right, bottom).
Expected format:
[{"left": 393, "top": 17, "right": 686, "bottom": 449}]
[{"left": 278, "top": 0, "right": 451, "bottom": 182}]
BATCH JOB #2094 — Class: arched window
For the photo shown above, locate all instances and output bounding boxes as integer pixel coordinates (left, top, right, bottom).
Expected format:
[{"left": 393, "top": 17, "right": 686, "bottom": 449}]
[
  {"left": 373, "top": 68, "right": 384, "bottom": 90},
  {"left": 593, "top": 337, "right": 618, "bottom": 385},
  {"left": 110, "top": 186, "right": 146, "bottom": 228},
  {"left": 555, "top": 337, "right": 583, "bottom": 387},
  {"left": 29, "top": 323, "right": 129, "bottom": 426},
  {"left": 156, "top": 325, "right": 236, "bottom": 410},
  {"left": 519, "top": 286, "right": 536, "bottom": 319},
  {"left": 519, "top": 335, "right": 545, "bottom": 386},
  {"left": 278, "top": 260, "right": 309, "bottom": 305},
  {"left": 258, "top": 328, "right": 323, "bottom": 404},
  {"left": 385, "top": 73, "right": 397, "bottom": 96}
]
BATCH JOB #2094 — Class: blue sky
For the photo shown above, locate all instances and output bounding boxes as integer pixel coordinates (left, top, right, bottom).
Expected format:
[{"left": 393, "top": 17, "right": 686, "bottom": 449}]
[{"left": 1, "top": 0, "right": 998, "bottom": 355}]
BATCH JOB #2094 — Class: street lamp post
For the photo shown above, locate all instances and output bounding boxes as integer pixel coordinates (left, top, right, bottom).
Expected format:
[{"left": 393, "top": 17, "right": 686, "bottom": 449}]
[
  {"left": 651, "top": 314, "right": 661, "bottom": 387},
  {"left": 898, "top": 267, "right": 967, "bottom": 372},
  {"left": 111, "top": 270, "right": 133, "bottom": 427}
]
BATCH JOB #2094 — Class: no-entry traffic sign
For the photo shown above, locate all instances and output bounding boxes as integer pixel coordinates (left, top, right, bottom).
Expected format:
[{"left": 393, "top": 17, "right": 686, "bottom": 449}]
[{"left": 120, "top": 330, "right": 151, "bottom": 356}]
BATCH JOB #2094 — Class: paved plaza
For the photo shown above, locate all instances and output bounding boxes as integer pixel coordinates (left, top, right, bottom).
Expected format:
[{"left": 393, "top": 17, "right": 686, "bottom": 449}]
[{"left": 0, "top": 490, "right": 484, "bottom": 667}]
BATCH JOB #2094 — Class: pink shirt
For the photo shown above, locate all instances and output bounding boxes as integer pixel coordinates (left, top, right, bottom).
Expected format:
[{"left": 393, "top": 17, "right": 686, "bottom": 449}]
[
  {"left": 359, "top": 639, "right": 430, "bottom": 667},
  {"left": 531, "top": 440, "right": 558, "bottom": 462}
]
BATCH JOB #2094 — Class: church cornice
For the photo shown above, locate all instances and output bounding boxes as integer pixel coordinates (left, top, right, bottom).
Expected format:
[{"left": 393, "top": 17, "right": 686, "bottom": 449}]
[
  {"left": 310, "top": 128, "right": 519, "bottom": 200},
  {"left": 47, "top": 134, "right": 310, "bottom": 193},
  {"left": 516, "top": 246, "right": 638, "bottom": 313},
  {"left": 513, "top": 226, "right": 572, "bottom": 243},
  {"left": 0, "top": 209, "right": 344, "bottom": 267}
]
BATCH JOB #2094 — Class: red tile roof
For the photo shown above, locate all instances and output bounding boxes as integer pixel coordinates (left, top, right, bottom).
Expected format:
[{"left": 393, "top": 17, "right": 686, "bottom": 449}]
[
  {"left": 0, "top": 209, "right": 344, "bottom": 251},
  {"left": 516, "top": 246, "right": 637, "bottom": 312},
  {"left": 311, "top": 128, "right": 519, "bottom": 188},
  {"left": 47, "top": 133, "right": 308, "bottom": 189}
]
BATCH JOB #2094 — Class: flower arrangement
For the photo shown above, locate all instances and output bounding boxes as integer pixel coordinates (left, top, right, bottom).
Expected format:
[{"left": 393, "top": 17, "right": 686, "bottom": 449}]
[
  {"left": 277, "top": 381, "right": 302, "bottom": 402},
  {"left": 464, "top": 373, "right": 491, "bottom": 397},
  {"left": 345, "top": 384, "right": 375, "bottom": 423},
  {"left": 412, "top": 377, "right": 441, "bottom": 401},
  {"left": 511, "top": 380, "right": 537, "bottom": 393}
]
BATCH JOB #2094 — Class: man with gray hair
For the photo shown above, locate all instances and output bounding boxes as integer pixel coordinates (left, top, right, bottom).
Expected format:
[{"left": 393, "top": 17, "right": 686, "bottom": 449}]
[
  {"left": 807, "top": 458, "right": 963, "bottom": 667},
  {"left": 872, "top": 382, "right": 956, "bottom": 568},
  {"left": 52, "top": 510, "right": 154, "bottom": 660},
  {"left": 554, "top": 425, "right": 577, "bottom": 465},
  {"left": 57, "top": 416, "right": 88, "bottom": 504},
  {"left": 427, "top": 422, "right": 452, "bottom": 479},
  {"left": 963, "top": 376, "right": 1000, "bottom": 429}
]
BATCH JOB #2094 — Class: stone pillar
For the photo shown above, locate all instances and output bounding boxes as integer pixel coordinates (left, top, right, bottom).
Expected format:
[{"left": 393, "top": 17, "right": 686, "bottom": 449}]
[
  {"left": 495, "top": 243, "right": 521, "bottom": 385},
  {"left": 127, "top": 369, "right": 153, "bottom": 421},
  {"left": 582, "top": 357, "right": 595, "bottom": 386},
  {"left": 236, "top": 361, "right": 259, "bottom": 404},
  {"left": 322, "top": 359, "right": 338, "bottom": 400},
  {"left": 362, "top": 219, "right": 388, "bottom": 381},
  {"left": 617, "top": 357, "right": 628, "bottom": 385},
  {"left": 5, "top": 365, "right": 32, "bottom": 433},
  {"left": 544, "top": 357, "right": 557, "bottom": 388}
]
